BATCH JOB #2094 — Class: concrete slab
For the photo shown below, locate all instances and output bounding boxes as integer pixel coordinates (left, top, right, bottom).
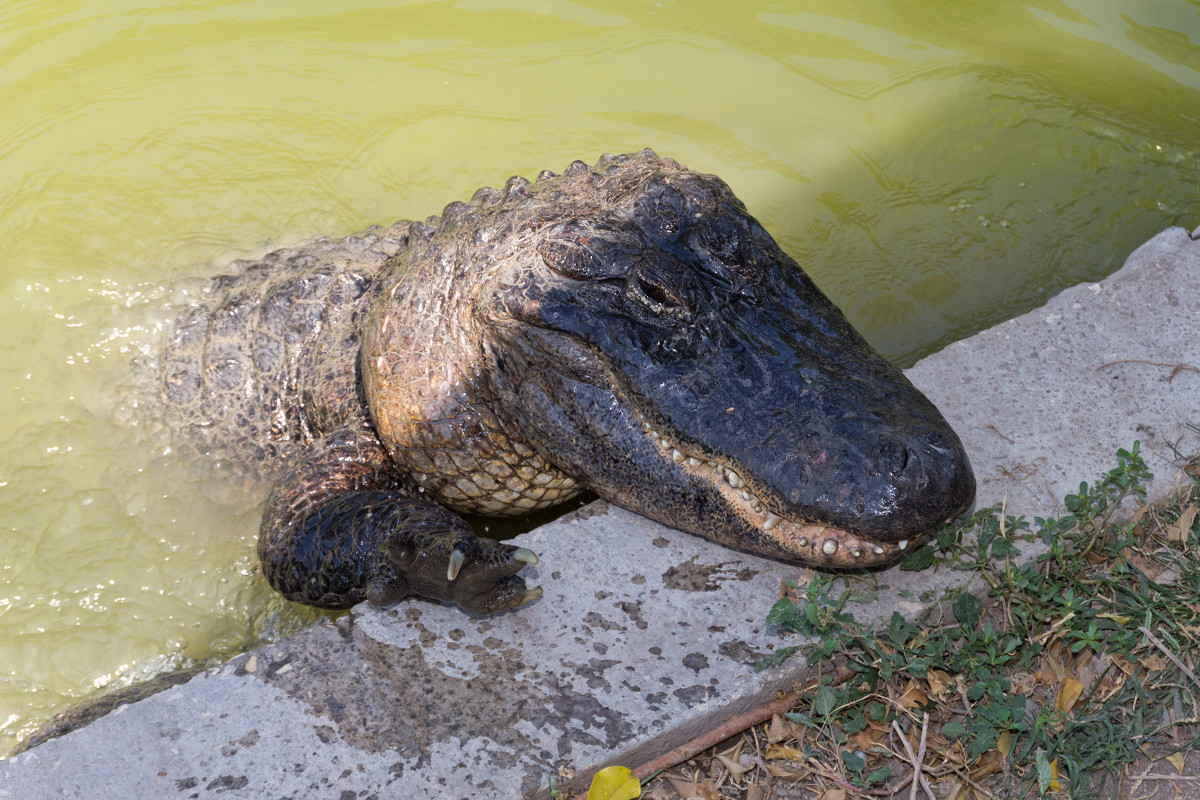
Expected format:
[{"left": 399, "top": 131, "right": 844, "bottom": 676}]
[
  {"left": 3, "top": 227, "right": 1199, "bottom": 799},
  {"left": 908, "top": 225, "right": 1200, "bottom": 519}
]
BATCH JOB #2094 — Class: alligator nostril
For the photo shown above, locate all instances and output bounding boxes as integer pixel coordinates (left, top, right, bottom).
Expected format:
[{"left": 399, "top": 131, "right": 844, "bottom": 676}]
[{"left": 872, "top": 440, "right": 911, "bottom": 477}]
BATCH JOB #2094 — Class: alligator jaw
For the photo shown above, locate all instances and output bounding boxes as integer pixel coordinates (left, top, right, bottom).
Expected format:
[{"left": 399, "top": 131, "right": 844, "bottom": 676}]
[{"left": 636, "top": 418, "right": 921, "bottom": 568}]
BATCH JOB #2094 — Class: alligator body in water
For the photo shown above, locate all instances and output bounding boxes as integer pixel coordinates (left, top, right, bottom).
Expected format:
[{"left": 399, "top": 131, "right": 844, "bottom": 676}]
[{"left": 159, "top": 150, "right": 975, "bottom": 614}]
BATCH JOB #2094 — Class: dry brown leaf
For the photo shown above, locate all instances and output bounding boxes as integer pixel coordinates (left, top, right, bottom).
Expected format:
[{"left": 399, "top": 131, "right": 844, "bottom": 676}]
[
  {"left": 814, "top": 789, "right": 846, "bottom": 800},
  {"left": 1166, "top": 752, "right": 1186, "bottom": 774},
  {"left": 744, "top": 785, "right": 765, "bottom": 800},
  {"left": 766, "top": 714, "right": 790, "bottom": 744},
  {"left": 941, "top": 738, "right": 971, "bottom": 767},
  {"left": 1077, "top": 652, "right": 1108, "bottom": 696},
  {"left": 765, "top": 743, "right": 805, "bottom": 761},
  {"left": 1172, "top": 506, "right": 1199, "bottom": 542},
  {"left": 664, "top": 774, "right": 699, "bottom": 799},
  {"left": 1110, "top": 653, "right": 1137, "bottom": 676},
  {"left": 896, "top": 680, "right": 928, "bottom": 708},
  {"left": 763, "top": 761, "right": 806, "bottom": 779},
  {"left": 1144, "top": 654, "right": 1170, "bottom": 672},
  {"left": 996, "top": 731, "right": 1014, "bottom": 764},
  {"left": 1124, "top": 550, "right": 1159, "bottom": 578},
  {"left": 847, "top": 727, "right": 879, "bottom": 753},
  {"left": 1011, "top": 671, "right": 1038, "bottom": 695},
  {"left": 663, "top": 774, "right": 723, "bottom": 800},
  {"left": 1041, "top": 652, "right": 1065, "bottom": 683},
  {"left": 715, "top": 754, "right": 751, "bottom": 781},
  {"left": 1055, "top": 676, "right": 1084, "bottom": 712},
  {"left": 971, "top": 749, "right": 1004, "bottom": 780},
  {"left": 644, "top": 785, "right": 678, "bottom": 800},
  {"left": 927, "top": 669, "right": 953, "bottom": 699}
]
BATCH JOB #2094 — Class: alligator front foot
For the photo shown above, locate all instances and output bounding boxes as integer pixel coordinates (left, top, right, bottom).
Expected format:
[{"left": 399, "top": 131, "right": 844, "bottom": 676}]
[
  {"left": 257, "top": 423, "right": 542, "bottom": 612},
  {"left": 369, "top": 524, "right": 541, "bottom": 615}
]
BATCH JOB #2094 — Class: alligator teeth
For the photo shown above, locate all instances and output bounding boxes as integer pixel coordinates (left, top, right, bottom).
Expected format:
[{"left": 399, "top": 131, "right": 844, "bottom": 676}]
[
  {"left": 762, "top": 513, "right": 780, "bottom": 531},
  {"left": 751, "top": 501, "right": 761, "bottom": 513},
  {"left": 726, "top": 470, "right": 743, "bottom": 489},
  {"left": 898, "top": 539, "right": 909, "bottom": 550},
  {"left": 642, "top": 421, "right": 652, "bottom": 431},
  {"left": 512, "top": 548, "right": 538, "bottom": 565},
  {"left": 519, "top": 586, "right": 543, "bottom": 606},
  {"left": 707, "top": 460, "right": 717, "bottom": 468},
  {"left": 672, "top": 449, "right": 684, "bottom": 463},
  {"left": 873, "top": 545, "right": 884, "bottom": 555},
  {"left": 851, "top": 548, "right": 862, "bottom": 558},
  {"left": 822, "top": 539, "right": 838, "bottom": 555},
  {"left": 798, "top": 537, "right": 809, "bottom": 546},
  {"left": 740, "top": 490, "right": 752, "bottom": 501},
  {"left": 687, "top": 457, "right": 700, "bottom": 467},
  {"left": 661, "top": 439, "right": 672, "bottom": 451},
  {"left": 447, "top": 548, "right": 466, "bottom": 582}
]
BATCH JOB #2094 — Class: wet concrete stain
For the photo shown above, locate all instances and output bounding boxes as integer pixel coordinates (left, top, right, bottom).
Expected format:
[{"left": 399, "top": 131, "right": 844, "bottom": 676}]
[
  {"left": 204, "top": 775, "right": 248, "bottom": 793},
  {"left": 717, "top": 640, "right": 767, "bottom": 664},
  {"left": 247, "top": 617, "right": 633, "bottom": 797},
  {"left": 615, "top": 600, "right": 648, "bottom": 630},
  {"left": 582, "top": 611, "right": 625, "bottom": 632},
  {"left": 661, "top": 556, "right": 760, "bottom": 592}
]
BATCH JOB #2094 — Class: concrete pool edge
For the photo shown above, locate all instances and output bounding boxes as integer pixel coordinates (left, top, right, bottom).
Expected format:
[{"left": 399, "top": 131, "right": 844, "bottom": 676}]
[{"left": 3, "top": 226, "right": 1199, "bottom": 799}]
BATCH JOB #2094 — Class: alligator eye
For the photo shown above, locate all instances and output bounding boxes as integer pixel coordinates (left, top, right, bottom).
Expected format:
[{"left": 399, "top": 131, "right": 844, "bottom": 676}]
[
  {"left": 637, "top": 275, "right": 672, "bottom": 306},
  {"left": 632, "top": 273, "right": 687, "bottom": 316}
]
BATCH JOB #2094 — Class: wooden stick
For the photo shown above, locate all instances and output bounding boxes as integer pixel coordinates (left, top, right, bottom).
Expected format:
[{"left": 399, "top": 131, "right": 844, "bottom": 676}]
[{"left": 632, "top": 665, "right": 855, "bottom": 780}]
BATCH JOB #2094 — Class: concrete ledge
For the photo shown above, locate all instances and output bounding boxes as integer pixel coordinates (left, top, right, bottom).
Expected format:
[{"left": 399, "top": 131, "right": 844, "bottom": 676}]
[{"left": 4, "top": 228, "right": 1199, "bottom": 799}]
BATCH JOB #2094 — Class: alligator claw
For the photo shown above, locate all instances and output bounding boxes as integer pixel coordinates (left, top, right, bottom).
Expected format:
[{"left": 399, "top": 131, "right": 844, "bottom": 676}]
[
  {"left": 447, "top": 547, "right": 466, "bottom": 582},
  {"left": 512, "top": 547, "right": 538, "bottom": 565}
]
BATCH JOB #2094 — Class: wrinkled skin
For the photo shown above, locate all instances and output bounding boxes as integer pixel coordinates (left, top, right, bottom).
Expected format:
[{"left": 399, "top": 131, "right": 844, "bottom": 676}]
[{"left": 159, "top": 149, "right": 975, "bottom": 613}]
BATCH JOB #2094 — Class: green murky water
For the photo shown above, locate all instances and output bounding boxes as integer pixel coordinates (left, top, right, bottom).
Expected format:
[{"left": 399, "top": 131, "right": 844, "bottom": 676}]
[{"left": 2, "top": 0, "right": 1199, "bottom": 754}]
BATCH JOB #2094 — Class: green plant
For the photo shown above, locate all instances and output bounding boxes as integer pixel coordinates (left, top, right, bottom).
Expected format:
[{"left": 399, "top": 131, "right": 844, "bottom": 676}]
[{"left": 757, "top": 442, "right": 1200, "bottom": 797}]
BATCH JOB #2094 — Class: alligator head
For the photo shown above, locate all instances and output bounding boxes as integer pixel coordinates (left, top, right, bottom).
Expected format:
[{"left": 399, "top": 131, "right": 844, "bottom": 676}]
[{"left": 370, "top": 150, "right": 975, "bottom": 569}]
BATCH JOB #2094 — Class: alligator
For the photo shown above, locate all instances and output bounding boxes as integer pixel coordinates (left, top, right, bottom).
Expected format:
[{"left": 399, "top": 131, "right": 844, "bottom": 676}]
[{"left": 159, "top": 149, "right": 976, "bottom": 615}]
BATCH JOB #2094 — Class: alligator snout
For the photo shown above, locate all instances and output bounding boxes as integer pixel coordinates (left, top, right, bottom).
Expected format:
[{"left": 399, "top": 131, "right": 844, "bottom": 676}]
[{"left": 856, "top": 427, "right": 975, "bottom": 541}]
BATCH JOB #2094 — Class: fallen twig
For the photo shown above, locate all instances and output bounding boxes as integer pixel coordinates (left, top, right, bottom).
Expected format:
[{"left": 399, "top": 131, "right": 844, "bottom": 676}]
[
  {"left": 1095, "top": 359, "right": 1200, "bottom": 382},
  {"left": 892, "top": 717, "right": 936, "bottom": 800},
  {"left": 1139, "top": 625, "right": 1200, "bottom": 692},
  {"left": 632, "top": 666, "right": 855, "bottom": 780}
]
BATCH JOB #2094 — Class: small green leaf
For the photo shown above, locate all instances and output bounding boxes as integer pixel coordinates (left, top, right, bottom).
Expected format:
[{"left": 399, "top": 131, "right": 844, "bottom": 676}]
[
  {"left": 899, "top": 544, "right": 937, "bottom": 571},
  {"left": 953, "top": 592, "right": 983, "bottom": 629},
  {"left": 941, "top": 721, "right": 966, "bottom": 738},
  {"left": 812, "top": 685, "right": 839, "bottom": 718},
  {"left": 1034, "top": 748, "right": 1053, "bottom": 794},
  {"left": 765, "top": 597, "right": 801, "bottom": 629},
  {"left": 753, "top": 645, "right": 799, "bottom": 671},
  {"left": 967, "top": 726, "right": 998, "bottom": 759},
  {"left": 866, "top": 766, "right": 893, "bottom": 784},
  {"left": 842, "top": 709, "right": 868, "bottom": 734}
]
